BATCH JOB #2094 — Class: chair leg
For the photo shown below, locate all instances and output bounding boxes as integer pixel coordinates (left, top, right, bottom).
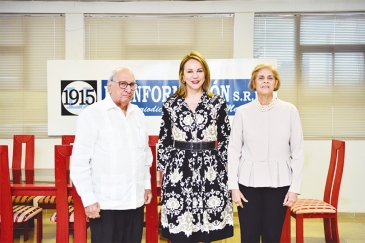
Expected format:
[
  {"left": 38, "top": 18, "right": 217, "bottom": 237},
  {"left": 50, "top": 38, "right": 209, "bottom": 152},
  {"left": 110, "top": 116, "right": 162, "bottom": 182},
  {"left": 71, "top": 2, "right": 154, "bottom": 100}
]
[
  {"left": 24, "top": 221, "right": 29, "bottom": 241},
  {"left": 324, "top": 218, "right": 332, "bottom": 242},
  {"left": 296, "top": 215, "right": 304, "bottom": 243},
  {"left": 331, "top": 217, "right": 340, "bottom": 243},
  {"left": 28, "top": 201, "right": 36, "bottom": 229},
  {"left": 280, "top": 207, "right": 291, "bottom": 243},
  {"left": 36, "top": 212, "right": 43, "bottom": 243}
]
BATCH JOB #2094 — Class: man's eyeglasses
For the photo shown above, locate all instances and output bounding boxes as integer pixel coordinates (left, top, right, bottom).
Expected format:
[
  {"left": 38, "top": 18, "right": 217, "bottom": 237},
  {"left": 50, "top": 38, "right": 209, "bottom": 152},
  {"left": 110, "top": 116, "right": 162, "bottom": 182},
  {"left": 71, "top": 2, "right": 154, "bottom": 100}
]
[{"left": 112, "top": 81, "right": 138, "bottom": 90}]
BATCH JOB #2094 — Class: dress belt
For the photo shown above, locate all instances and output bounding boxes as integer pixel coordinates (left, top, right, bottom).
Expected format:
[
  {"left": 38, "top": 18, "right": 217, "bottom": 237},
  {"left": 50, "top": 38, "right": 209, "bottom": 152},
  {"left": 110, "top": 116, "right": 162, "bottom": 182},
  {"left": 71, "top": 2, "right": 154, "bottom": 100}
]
[{"left": 173, "top": 140, "right": 216, "bottom": 150}]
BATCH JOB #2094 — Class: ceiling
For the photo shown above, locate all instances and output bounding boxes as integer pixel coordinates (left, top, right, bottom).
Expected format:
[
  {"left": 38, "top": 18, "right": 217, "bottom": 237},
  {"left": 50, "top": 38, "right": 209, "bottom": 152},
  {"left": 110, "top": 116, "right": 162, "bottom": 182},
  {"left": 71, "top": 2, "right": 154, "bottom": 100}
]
[{"left": 2, "top": 0, "right": 233, "bottom": 2}]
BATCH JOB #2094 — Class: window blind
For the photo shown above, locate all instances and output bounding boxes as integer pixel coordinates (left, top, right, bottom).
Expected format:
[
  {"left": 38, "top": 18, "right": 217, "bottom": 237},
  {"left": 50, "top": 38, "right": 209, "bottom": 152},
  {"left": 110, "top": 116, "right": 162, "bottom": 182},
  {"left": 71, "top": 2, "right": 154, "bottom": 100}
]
[
  {"left": 84, "top": 14, "right": 234, "bottom": 60},
  {"left": 254, "top": 13, "right": 365, "bottom": 139},
  {"left": 0, "top": 14, "right": 65, "bottom": 138}
]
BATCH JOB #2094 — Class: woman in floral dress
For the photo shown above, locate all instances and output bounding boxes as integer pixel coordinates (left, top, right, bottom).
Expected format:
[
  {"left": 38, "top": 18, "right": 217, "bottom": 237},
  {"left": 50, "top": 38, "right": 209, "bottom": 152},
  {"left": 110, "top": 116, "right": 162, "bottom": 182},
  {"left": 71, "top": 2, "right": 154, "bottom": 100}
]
[{"left": 157, "top": 51, "right": 233, "bottom": 243}]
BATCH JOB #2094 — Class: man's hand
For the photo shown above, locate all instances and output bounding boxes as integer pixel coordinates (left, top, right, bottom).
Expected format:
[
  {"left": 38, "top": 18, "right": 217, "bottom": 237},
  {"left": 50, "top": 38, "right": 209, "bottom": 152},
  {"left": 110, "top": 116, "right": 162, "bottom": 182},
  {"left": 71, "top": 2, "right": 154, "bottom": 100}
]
[
  {"left": 85, "top": 202, "right": 101, "bottom": 219},
  {"left": 144, "top": 189, "right": 152, "bottom": 204}
]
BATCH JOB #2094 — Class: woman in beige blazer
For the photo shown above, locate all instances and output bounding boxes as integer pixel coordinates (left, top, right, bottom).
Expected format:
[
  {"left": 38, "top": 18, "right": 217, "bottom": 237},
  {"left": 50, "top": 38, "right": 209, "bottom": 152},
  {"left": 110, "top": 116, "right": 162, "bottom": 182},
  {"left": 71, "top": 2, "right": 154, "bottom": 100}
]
[{"left": 228, "top": 64, "right": 304, "bottom": 243}]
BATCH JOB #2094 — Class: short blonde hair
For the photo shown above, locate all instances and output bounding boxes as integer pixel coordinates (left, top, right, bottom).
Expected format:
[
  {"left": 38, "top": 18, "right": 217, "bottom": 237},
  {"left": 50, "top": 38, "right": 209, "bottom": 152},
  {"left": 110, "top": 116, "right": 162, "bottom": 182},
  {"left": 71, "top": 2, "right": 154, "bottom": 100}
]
[
  {"left": 248, "top": 64, "right": 281, "bottom": 91},
  {"left": 174, "top": 51, "right": 214, "bottom": 98}
]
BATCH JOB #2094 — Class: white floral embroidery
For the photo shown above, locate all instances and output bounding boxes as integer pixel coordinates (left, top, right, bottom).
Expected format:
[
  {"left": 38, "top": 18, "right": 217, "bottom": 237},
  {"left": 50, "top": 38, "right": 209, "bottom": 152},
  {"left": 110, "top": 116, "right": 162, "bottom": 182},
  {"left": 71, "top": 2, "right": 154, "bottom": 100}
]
[
  {"left": 166, "top": 198, "right": 180, "bottom": 210},
  {"left": 202, "top": 124, "right": 217, "bottom": 141},
  {"left": 207, "top": 195, "right": 221, "bottom": 208},
  {"left": 201, "top": 202, "right": 233, "bottom": 232},
  {"left": 170, "top": 168, "right": 183, "bottom": 184},
  {"left": 183, "top": 114, "right": 194, "bottom": 126},
  {"left": 160, "top": 205, "right": 168, "bottom": 227},
  {"left": 205, "top": 166, "right": 217, "bottom": 182},
  {"left": 193, "top": 198, "right": 198, "bottom": 208},
  {"left": 157, "top": 93, "right": 233, "bottom": 239},
  {"left": 196, "top": 114, "right": 204, "bottom": 125},
  {"left": 201, "top": 211, "right": 211, "bottom": 232},
  {"left": 170, "top": 211, "right": 201, "bottom": 236},
  {"left": 192, "top": 170, "right": 199, "bottom": 182},
  {"left": 172, "top": 126, "right": 186, "bottom": 141}
]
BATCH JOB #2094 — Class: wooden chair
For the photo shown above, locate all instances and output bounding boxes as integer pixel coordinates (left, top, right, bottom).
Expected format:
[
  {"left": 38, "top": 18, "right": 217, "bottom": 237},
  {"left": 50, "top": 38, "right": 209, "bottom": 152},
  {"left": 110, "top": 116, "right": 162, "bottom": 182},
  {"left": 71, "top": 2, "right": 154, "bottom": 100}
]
[
  {"left": 37, "top": 135, "right": 75, "bottom": 209},
  {"left": 280, "top": 207, "right": 292, "bottom": 243},
  {"left": 61, "top": 135, "right": 76, "bottom": 145},
  {"left": 11, "top": 135, "right": 36, "bottom": 206},
  {"left": 49, "top": 144, "right": 89, "bottom": 242},
  {"left": 0, "top": 145, "right": 43, "bottom": 243},
  {"left": 11, "top": 135, "right": 37, "bottom": 232},
  {"left": 145, "top": 135, "right": 159, "bottom": 243},
  {"left": 291, "top": 139, "right": 345, "bottom": 243},
  {"left": 61, "top": 135, "right": 75, "bottom": 184}
]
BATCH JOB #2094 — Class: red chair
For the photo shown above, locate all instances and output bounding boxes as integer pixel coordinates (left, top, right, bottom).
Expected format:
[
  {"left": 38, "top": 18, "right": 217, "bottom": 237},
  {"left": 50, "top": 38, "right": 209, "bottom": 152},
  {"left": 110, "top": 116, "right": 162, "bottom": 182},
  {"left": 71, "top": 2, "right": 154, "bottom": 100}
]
[
  {"left": 61, "top": 135, "right": 76, "bottom": 145},
  {"left": 0, "top": 145, "right": 43, "bottom": 243},
  {"left": 61, "top": 135, "right": 75, "bottom": 184},
  {"left": 11, "top": 135, "right": 37, "bottom": 234},
  {"left": 144, "top": 135, "right": 160, "bottom": 243},
  {"left": 291, "top": 140, "right": 345, "bottom": 243},
  {"left": 50, "top": 144, "right": 89, "bottom": 242},
  {"left": 38, "top": 135, "right": 75, "bottom": 209},
  {"left": 11, "top": 135, "right": 36, "bottom": 206},
  {"left": 280, "top": 207, "right": 292, "bottom": 243}
]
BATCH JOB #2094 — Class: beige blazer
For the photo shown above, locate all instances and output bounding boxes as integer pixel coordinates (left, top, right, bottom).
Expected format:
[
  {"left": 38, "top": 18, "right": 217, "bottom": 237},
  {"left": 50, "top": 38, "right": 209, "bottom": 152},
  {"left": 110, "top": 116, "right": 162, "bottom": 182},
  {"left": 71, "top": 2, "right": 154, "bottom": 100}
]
[{"left": 228, "top": 99, "right": 304, "bottom": 194}]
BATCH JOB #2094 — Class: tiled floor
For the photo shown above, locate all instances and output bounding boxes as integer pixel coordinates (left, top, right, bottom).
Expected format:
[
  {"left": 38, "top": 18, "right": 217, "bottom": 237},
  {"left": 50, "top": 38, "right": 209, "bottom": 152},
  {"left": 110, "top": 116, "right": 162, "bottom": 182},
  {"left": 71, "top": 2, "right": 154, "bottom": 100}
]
[{"left": 13, "top": 210, "right": 365, "bottom": 243}]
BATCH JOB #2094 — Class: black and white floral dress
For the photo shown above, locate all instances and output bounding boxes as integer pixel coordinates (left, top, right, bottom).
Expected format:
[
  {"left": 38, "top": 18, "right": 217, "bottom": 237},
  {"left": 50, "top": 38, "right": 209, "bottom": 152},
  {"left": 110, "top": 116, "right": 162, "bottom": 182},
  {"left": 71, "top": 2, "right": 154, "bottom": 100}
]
[{"left": 157, "top": 91, "right": 233, "bottom": 242}]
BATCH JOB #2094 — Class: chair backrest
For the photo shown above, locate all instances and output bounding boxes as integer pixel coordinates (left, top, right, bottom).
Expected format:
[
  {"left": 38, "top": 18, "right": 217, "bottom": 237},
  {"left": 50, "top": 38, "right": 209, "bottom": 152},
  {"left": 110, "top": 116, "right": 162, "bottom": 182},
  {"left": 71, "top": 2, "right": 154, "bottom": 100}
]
[
  {"left": 148, "top": 135, "right": 159, "bottom": 189},
  {"left": 54, "top": 144, "right": 73, "bottom": 242},
  {"left": 61, "top": 135, "right": 75, "bottom": 183},
  {"left": 61, "top": 135, "right": 75, "bottom": 145},
  {"left": 148, "top": 135, "right": 158, "bottom": 181},
  {"left": 145, "top": 135, "right": 159, "bottom": 243},
  {"left": 0, "top": 145, "right": 15, "bottom": 229},
  {"left": 323, "top": 139, "right": 345, "bottom": 209},
  {"left": 12, "top": 135, "right": 35, "bottom": 184}
]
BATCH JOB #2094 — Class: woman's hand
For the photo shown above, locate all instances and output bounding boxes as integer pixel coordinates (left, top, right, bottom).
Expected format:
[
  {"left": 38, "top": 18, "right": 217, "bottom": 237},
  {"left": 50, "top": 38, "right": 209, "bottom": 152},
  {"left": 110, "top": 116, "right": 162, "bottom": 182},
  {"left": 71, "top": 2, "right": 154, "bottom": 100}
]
[
  {"left": 283, "top": 191, "right": 298, "bottom": 207},
  {"left": 231, "top": 189, "right": 248, "bottom": 208}
]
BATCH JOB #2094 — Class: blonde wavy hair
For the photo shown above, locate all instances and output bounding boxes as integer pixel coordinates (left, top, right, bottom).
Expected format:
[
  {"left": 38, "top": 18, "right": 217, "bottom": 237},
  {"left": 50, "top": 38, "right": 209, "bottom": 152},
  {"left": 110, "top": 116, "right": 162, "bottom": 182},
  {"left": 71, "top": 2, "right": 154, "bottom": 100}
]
[{"left": 174, "top": 51, "right": 214, "bottom": 98}]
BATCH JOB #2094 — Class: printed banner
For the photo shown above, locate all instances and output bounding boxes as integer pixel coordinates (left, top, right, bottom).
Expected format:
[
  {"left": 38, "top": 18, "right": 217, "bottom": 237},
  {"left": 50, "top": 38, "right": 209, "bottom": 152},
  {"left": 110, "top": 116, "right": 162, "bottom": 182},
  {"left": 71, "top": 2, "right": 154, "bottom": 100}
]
[
  {"left": 101, "top": 79, "right": 253, "bottom": 116},
  {"left": 48, "top": 59, "right": 276, "bottom": 135}
]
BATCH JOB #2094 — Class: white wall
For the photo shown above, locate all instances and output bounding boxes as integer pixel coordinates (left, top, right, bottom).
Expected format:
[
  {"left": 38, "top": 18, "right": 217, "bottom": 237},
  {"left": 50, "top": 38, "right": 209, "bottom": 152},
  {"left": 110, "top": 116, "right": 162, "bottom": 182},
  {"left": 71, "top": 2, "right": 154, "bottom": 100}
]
[{"left": 1, "top": 0, "right": 364, "bottom": 213}]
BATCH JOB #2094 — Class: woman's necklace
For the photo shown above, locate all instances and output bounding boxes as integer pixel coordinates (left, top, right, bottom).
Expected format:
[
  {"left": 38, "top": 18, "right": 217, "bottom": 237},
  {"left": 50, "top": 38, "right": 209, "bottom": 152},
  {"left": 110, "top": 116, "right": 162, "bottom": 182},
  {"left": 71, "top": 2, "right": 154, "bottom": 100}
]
[{"left": 255, "top": 97, "right": 277, "bottom": 112}]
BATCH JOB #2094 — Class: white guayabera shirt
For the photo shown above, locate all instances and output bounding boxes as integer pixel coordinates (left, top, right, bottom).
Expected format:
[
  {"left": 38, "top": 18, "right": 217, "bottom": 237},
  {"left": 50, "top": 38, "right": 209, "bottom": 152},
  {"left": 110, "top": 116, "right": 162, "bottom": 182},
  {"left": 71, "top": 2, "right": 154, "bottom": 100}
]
[{"left": 70, "top": 93, "right": 152, "bottom": 210}]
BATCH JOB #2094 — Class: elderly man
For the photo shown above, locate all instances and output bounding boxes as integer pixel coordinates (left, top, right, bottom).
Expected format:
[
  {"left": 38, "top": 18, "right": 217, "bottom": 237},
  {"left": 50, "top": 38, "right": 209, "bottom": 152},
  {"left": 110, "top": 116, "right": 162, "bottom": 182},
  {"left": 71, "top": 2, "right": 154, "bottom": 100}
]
[{"left": 70, "top": 67, "right": 152, "bottom": 243}]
